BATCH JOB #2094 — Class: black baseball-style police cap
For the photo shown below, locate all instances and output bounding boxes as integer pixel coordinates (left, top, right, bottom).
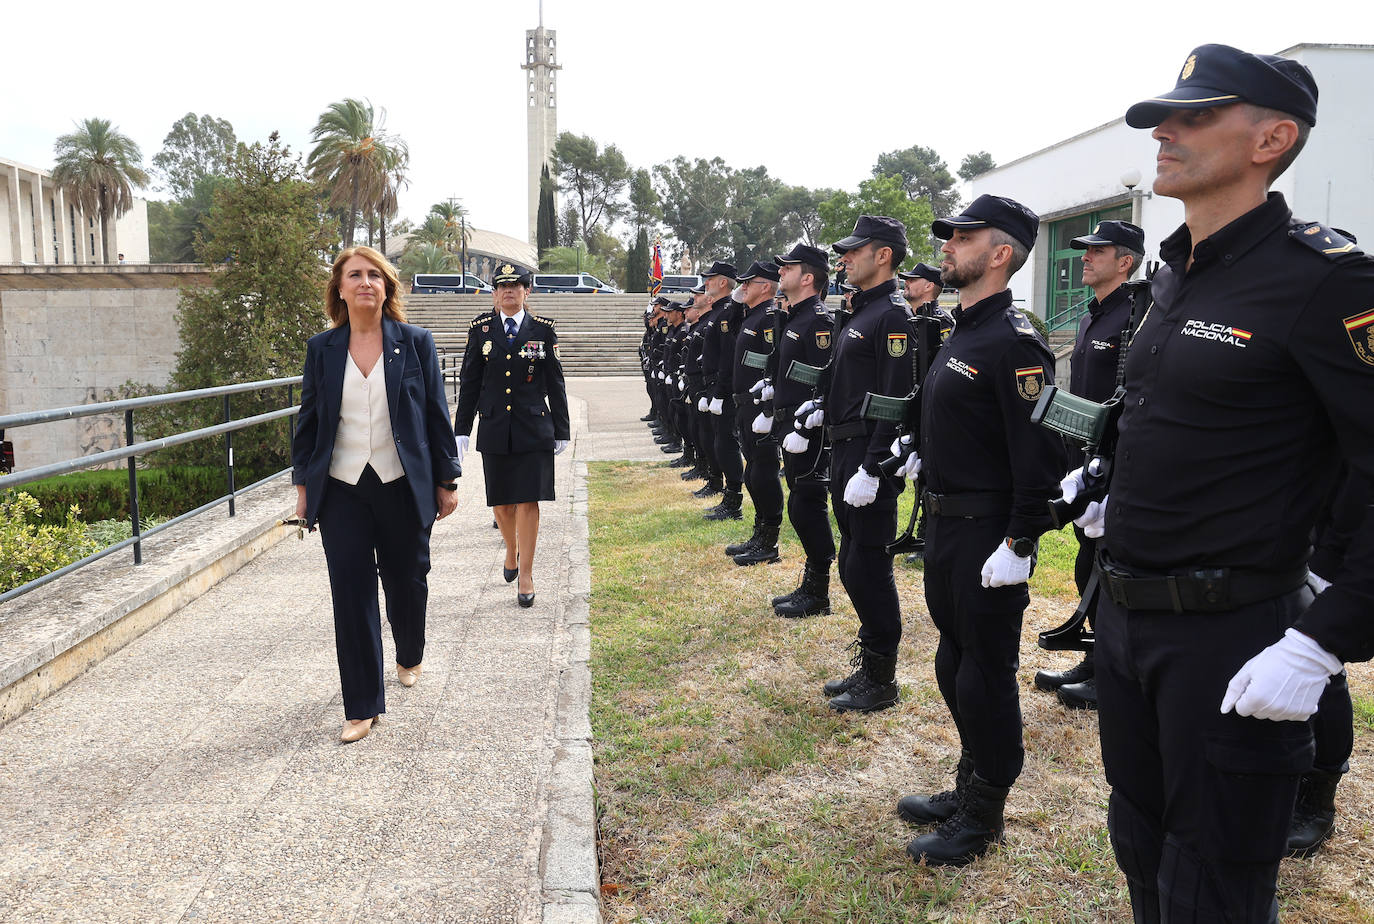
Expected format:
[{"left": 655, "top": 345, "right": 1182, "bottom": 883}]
[
  {"left": 737, "top": 260, "right": 781, "bottom": 283},
  {"left": 774, "top": 243, "right": 830, "bottom": 271},
  {"left": 832, "top": 215, "right": 908, "bottom": 254},
  {"left": 700, "top": 261, "right": 738, "bottom": 280},
  {"left": 665, "top": 300, "right": 686, "bottom": 313},
  {"left": 1125, "top": 44, "right": 1318, "bottom": 129},
  {"left": 1071, "top": 220, "right": 1145, "bottom": 253},
  {"left": 898, "top": 263, "right": 944, "bottom": 286},
  {"left": 932, "top": 195, "right": 1040, "bottom": 251},
  {"left": 689, "top": 281, "right": 707, "bottom": 294},
  {"left": 492, "top": 262, "right": 532, "bottom": 286}
]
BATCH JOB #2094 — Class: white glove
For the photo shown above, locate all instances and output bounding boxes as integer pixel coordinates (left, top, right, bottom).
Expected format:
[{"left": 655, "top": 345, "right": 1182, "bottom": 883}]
[
  {"left": 708, "top": 397, "right": 724, "bottom": 416},
  {"left": 554, "top": 439, "right": 568, "bottom": 455},
  {"left": 676, "top": 376, "right": 684, "bottom": 390},
  {"left": 805, "top": 408, "right": 824, "bottom": 429},
  {"left": 1307, "top": 571, "right": 1332, "bottom": 594},
  {"left": 748, "top": 379, "right": 774, "bottom": 402},
  {"left": 697, "top": 396, "right": 709, "bottom": 413},
  {"left": 843, "top": 468, "right": 880, "bottom": 507},
  {"left": 1059, "top": 466, "right": 1086, "bottom": 504},
  {"left": 782, "top": 432, "right": 810, "bottom": 454},
  {"left": 1221, "top": 629, "right": 1343, "bottom": 721},
  {"left": 1076, "top": 495, "right": 1108, "bottom": 539},
  {"left": 455, "top": 434, "right": 469, "bottom": 465},
  {"left": 752, "top": 412, "right": 773, "bottom": 435},
  {"left": 658, "top": 370, "right": 665, "bottom": 381},
  {"left": 980, "top": 541, "right": 1032, "bottom": 588},
  {"left": 890, "top": 434, "right": 920, "bottom": 479}
]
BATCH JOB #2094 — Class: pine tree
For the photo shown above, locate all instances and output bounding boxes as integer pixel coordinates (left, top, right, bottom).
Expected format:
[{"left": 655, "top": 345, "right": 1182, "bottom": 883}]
[
  {"left": 625, "top": 228, "right": 650, "bottom": 293},
  {"left": 536, "top": 164, "right": 558, "bottom": 254}
]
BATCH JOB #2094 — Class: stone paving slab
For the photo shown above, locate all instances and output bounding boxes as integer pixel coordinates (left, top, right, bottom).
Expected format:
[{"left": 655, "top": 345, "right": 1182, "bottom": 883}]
[{"left": 0, "top": 376, "right": 659, "bottom": 924}]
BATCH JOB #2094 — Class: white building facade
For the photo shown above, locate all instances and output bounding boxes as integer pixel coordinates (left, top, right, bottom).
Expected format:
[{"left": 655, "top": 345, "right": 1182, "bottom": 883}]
[
  {"left": 0, "top": 156, "right": 149, "bottom": 265},
  {"left": 968, "top": 44, "right": 1373, "bottom": 336}
]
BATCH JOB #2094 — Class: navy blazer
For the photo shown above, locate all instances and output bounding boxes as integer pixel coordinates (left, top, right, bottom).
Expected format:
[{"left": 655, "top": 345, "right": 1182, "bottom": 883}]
[
  {"left": 292, "top": 317, "right": 461, "bottom": 528},
  {"left": 453, "top": 310, "right": 570, "bottom": 453}
]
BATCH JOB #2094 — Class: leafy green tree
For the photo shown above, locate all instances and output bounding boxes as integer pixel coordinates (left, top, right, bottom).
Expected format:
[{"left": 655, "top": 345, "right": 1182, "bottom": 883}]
[
  {"left": 399, "top": 242, "right": 458, "bottom": 282},
  {"left": 151, "top": 113, "right": 236, "bottom": 200},
  {"left": 624, "top": 227, "right": 650, "bottom": 293},
  {"left": 145, "top": 132, "right": 338, "bottom": 477},
  {"left": 147, "top": 173, "right": 230, "bottom": 263},
  {"left": 407, "top": 214, "right": 458, "bottom": 252},
  {"left": 306, "top": 98, "right": 408, "bottom": 248},
  {"left": 873, "top": 144, "right": 960, "bottom": 218},
  {"left": 539, "top": 245, "right": 612, "bottom": 283},
  {"left": 772, "top": 184, "right": 835, "bottom": 248},
  {"left": 537, "top": 164, "right": 558, "bottom": 254},
  {"left": 958, "top": 151, "right": 997, "bottom": 182},
  {"left": 551, "top": 132, "right": 629, "bottom": 246},
  {"left": 726, "top": 166, "right": 798, "bottom": 269},
  {"left": 653, "top": 155, "right": 735, "bottom": 268},
  {"left": 558, "top": 204, "right": 581, "bottom": 248},
  {"left": 627, "top": 168, "right": 659, "bottom": 233},
  {"left": 52, "top": 118, "right": 150, "bottom": 264},
  {"left": 818, "top": 174, "right": 938, "bottom": 266}
]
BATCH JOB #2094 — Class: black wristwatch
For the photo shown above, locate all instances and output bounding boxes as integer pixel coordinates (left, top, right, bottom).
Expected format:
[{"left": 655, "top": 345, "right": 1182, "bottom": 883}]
[
  {"left": 1007, "top": 537, "right": 1035, "bottom": 557},
  {"left": 438, "top": 482, "right": 458, "bottom": 492}
]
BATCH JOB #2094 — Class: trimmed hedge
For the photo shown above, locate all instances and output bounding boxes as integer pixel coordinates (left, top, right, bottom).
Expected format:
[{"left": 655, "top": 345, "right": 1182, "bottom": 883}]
[{"left": 8, "top": 466, "right": 242, "bottom": 525}]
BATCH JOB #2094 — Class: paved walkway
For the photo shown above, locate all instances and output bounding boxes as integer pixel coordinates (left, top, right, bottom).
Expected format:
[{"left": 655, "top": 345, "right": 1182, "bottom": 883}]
[{"left": 0, "top": 376, "right": 656, "bottom": 924}]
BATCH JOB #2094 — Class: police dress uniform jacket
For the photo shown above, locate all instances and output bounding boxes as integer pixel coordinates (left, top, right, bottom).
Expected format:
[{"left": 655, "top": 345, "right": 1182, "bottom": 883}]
[
  {"left": 773, "top": 295, "right": 834, "bottom": 426},
  {"left": 454, "top": 310, "right": 570, "bottom": 454},
  {"left": 710, "top": 298, "right": 744, "bottom": 402},
  {"left": 293, "top": 317, "right": 461, "bottom": 529},
  {"left": 918, "top": 289, "right": 1067, "bottom": 539},
  {"left": 698, "top": 300, "right": 726, "bottom": 395},
  {"left": 731, "top": 300, "right": 778, "bottom": 401},
  {"left": 1105, "top": 193, "right": 1374, "bottom": 661},
  {"left": 1069, "top": 285, "right": 1132, "bottom": 402},
  {"left": 825, "top": 279, "right": 917, "bottom": 473},
  {"left": 682, "top": 318, "right": 708, "bottom": 396}
]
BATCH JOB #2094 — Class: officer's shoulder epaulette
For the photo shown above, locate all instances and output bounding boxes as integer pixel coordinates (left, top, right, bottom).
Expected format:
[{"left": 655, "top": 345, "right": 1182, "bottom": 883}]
[
  {"left": 1289, "top": 221, "right": 1363, "bottom": 260},
  {"left": 1006, "top": 308, "right": 1046, "bottom": 343},
  {"left": 531, "top": 313, "right": 556, "bottom": 327},
  {"left": 469, "top": 312, "right": 495, "bottom": 329}
]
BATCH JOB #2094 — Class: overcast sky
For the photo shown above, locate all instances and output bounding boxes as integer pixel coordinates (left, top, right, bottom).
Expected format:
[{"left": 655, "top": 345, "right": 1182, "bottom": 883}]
[{"left": 7, "top": 0, "right": 1372, "bottom": 242}]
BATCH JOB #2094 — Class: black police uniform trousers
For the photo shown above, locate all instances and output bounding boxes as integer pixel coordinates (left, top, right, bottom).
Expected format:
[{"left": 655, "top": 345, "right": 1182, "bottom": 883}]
[
  {"left": 670, "top": 391, "right": 692, "bottom": 453},
  {"left": 736, "top": 404, "right": 783, "bottom": 519},
  {"left": 712, "top": 397, "right": 744, "bottom": 490},
  {"left": 1073, "top": 524, "right": 1099, "bottom": 632},
  {"left": 783, "top": 436, "right": 834, "bottom": 563},
  {"left": 694, "top": 401, "right": 718, "bottom": 473},
  {"left": 922, "top": 514, "right": 1027, "bottom": 788},
  {"left": 829, "top": 437, "right": 901, "bottom": 656},
  {"left": 317, "top": 465, "right": 431, "bottom": 720},
  {"left": 1096, "top": 587, "right": 1317, "bottom": 924}
]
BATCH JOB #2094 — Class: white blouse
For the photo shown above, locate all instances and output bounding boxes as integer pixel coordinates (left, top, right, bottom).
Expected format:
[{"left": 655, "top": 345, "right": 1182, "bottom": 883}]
[{"left": 329, "top": 351, "right": 405, "bottom": 485}]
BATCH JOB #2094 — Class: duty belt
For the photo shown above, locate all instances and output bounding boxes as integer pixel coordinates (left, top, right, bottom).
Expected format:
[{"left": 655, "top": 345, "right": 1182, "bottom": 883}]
[
  {"left": 1094, "top": 552, "right": 1308, "bottom": 613},
  {"left": 733, "top": 390, "right": 756, "bottom": 404},
  {"left": 922, "top": 492, "right": 1011, "bottom": 518},
  {"left": 826, "top": 420, "right": 868, "bottom": 442}
]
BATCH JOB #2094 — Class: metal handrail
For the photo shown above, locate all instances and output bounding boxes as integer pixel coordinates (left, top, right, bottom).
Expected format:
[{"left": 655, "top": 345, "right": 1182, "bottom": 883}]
[
  {"left": 1046, "top": 293, "right": 1096, "bottom": 333},
  {"left": 0, "top": 376, "right": 303, "bottom": 604}
]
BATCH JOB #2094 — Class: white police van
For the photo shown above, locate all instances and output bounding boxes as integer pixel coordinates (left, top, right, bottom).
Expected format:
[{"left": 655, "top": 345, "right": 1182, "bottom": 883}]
[
  {"left": 411, "top": 273, "right": 492, "bottom": 294},
  {"left": 530, "top": 273, "right": 620, "bottom": 294}
]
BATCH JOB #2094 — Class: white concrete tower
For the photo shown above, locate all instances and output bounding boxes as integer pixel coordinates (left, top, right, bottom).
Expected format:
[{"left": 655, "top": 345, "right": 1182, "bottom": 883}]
[{"left": 523, "top": 2, "right": 560, "bottom": 246}]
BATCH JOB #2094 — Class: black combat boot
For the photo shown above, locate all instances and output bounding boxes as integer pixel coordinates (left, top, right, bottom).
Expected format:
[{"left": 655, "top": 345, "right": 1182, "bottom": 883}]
[
  {"left": 1057, "top": 677, "right": 1098, "bottom": 710},
  {"left": 898, "top": 749, "right": 973, "bottom": 824},
  {"left": 703, "top": 490, "right": 743, "bottom": 521},
  {"left": 828, "top": 647, "right": 899, "bottom": 713},
  {"left": 725, "top": 519, "right": 763, "bottom": 557},
  {"left": 669, "top": 448, "right": 695, "bottom": 468},
  {"left": 1287, "top": 765, "right": 1344, "bottom": 858},
  {"left": 692, "top": 475, "right": 723, "bottom": 499},
  {"left": 733, "top": 519, "right": 780, "bottom": 566},
  {"left": 906, "top": 774, "right": 1009, "bottom": 867},
  {"left": 641, "top": 412, "right": 657, "bottom": 422},
  {"left": 774, "top": 558, "right": 830, "bottom": 617},
  {"left": 1034, "top": 649, "right": 1094, "bottom": 692},
  {"left": 772, "top": 565, "right": 804, "bottom": 608},
  {"left": 653, "top": 430, "right": 673, "bottom": 444},
  {"left": 822, "top": 639, "right": 864, "bottom": 698},
  {"left": 660, "top": 441, "right": 682, "bottom": 454},
  {"left": 679, "top": 461, "right": 705, "bottom": 478}
]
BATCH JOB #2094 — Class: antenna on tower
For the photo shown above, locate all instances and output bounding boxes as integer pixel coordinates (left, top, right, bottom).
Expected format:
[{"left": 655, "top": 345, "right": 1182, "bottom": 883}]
[{"left": 539, "top": 0, "right": 543, "bottom": 28}]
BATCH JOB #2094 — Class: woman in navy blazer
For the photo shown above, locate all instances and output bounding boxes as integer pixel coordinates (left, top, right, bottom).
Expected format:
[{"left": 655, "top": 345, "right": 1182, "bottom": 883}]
[{"left": 293, "top": 246, "right": 461, "bottom": 743}]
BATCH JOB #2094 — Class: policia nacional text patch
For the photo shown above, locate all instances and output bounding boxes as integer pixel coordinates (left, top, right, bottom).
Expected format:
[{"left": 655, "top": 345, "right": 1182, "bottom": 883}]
[
  {"left": 1016, "top": 365, "right": 1046, "bottom": 401},
  {"left": 1344, "top": 309, "right": 1374, "bottom": 366}
]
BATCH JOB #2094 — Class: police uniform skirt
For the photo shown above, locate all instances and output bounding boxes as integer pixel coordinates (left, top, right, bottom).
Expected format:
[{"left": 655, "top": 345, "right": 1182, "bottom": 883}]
[{"left": 482, "top": 450, "right": 555, "bottom": 506}]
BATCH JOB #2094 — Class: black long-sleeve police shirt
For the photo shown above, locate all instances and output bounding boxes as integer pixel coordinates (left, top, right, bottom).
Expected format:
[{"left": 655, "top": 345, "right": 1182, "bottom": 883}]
[
  {"left": 919, "top": 288, "right": 1066, "bottom": 540},
  {"left": 731, "top": 300, "right": 778, "bottom": 398},
  {"left": 774, "top": 295, "right": 834, "bottom": 413},
  {"left": 1069, "top": 285, "right": 1132, "bottom": 402},
  {"left": 1103, "top": 194, "right": 1374, "bottom": 662},
  {"left": 826, "top": 279, "right": 917, "bottom": 472}
]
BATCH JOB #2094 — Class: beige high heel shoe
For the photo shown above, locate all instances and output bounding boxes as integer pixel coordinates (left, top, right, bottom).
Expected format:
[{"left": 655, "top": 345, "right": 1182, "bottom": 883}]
[
  {"left": 397, "top": 663, "right": 422, "bottom": 687},
  {"left": 340, "top": 715, "right": 379, "bottom": 743}
]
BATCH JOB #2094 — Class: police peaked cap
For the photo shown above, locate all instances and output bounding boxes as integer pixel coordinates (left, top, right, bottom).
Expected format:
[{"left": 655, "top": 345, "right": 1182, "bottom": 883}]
[
  {"left": 932, "top": 195, "right": 1040, "bottom": 251},
  {"left": 1071, "top": 220, "right": 1145, "bottom": 253},
  {"left": 700, "top": 261, "right": 738, "bottom": 280},
  {"left": 774, "top": 243, "right": 830, "bottom": 272},
  {"left": 898, "top": 263, "right": 944, "bottom": 286},
  {"left": 1125, "top": 44, "right": 1318, "bottom": 128},
  {"left": 492, "top": 263, "right": 532, "bottom": 286},
  {"left": 736, "top": 260, "right": 781, "bottom": 282},
  {"left": 832, "top": 215, "right": 908, "bottom": 254}
]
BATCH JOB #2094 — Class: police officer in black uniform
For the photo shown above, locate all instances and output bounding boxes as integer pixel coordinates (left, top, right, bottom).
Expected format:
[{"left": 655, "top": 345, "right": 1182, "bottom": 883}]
[
  {"left": 807, "top": 216, "right": 916, "bottom": 713},
  {"left": 698, "top": 262, "right": 746, "bottom": 519},
  {"left": 768, "top": 244, "right": 836, "bottom": 616},
  {"left": 1069, "top": 46, "right": 1374, "bottom": 922},
  {"left": 1033, "top": 219, "right": 1145, "bottom": 711},
  {"left": 896, "top": 195, "right": 1067, "bottom": 866},
  {"left": 724, "top": 260, "right": 786, "bottom": 564},
  {"left": 656, "top": 302, "right": 687, "bottom": 455},
  {"left": 678, "top": 292, "right": 716, "bottom": 483},
  {"left": 641, "top": 297, "right": 670, "bottom": 425}
]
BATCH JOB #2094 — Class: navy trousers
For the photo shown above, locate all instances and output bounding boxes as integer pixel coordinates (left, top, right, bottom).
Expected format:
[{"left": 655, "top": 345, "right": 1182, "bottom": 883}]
[
  {"left": 317, "top": 465, "right": 432, "bottom": 720},
  {"left": 829, "top": 438, "right": 902, "bottom": 656}
]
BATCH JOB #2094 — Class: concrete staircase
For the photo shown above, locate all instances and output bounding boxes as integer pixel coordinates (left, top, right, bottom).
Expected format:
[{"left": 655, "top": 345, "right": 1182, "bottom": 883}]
[{"left": 404, "top": 293, "right": 649, "bottom": 378}]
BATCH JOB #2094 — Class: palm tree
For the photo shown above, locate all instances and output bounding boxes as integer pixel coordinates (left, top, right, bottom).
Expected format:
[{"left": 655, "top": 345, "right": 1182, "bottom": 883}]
[
  {"left": 52, "top": 118, "right": 150, "bottom": 264},
  {"left": 306, "top": 99, "right": 407, "bottom": 248},
  {"left": 407, "top": 215, "right": 458, "bottom": 251},
  {"left": 399, "top": 242, "right": 458, "bottom": 281},
  {"left": 428, "top": 201, "right": 469, "bottom": 253}
]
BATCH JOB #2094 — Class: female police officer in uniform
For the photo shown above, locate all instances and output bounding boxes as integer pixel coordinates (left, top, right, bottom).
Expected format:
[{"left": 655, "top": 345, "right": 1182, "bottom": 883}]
[{"left": 454, "top": 264, "right": 570, "bottom": 606}]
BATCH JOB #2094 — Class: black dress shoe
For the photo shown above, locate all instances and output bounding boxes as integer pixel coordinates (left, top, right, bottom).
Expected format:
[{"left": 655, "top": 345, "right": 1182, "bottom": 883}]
[
  {"left": 1057, "top": 678, "right": 1098, "bottom": 710},
  {"left": 518, "top": 592, "right": 536, "bottom": 607}
]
